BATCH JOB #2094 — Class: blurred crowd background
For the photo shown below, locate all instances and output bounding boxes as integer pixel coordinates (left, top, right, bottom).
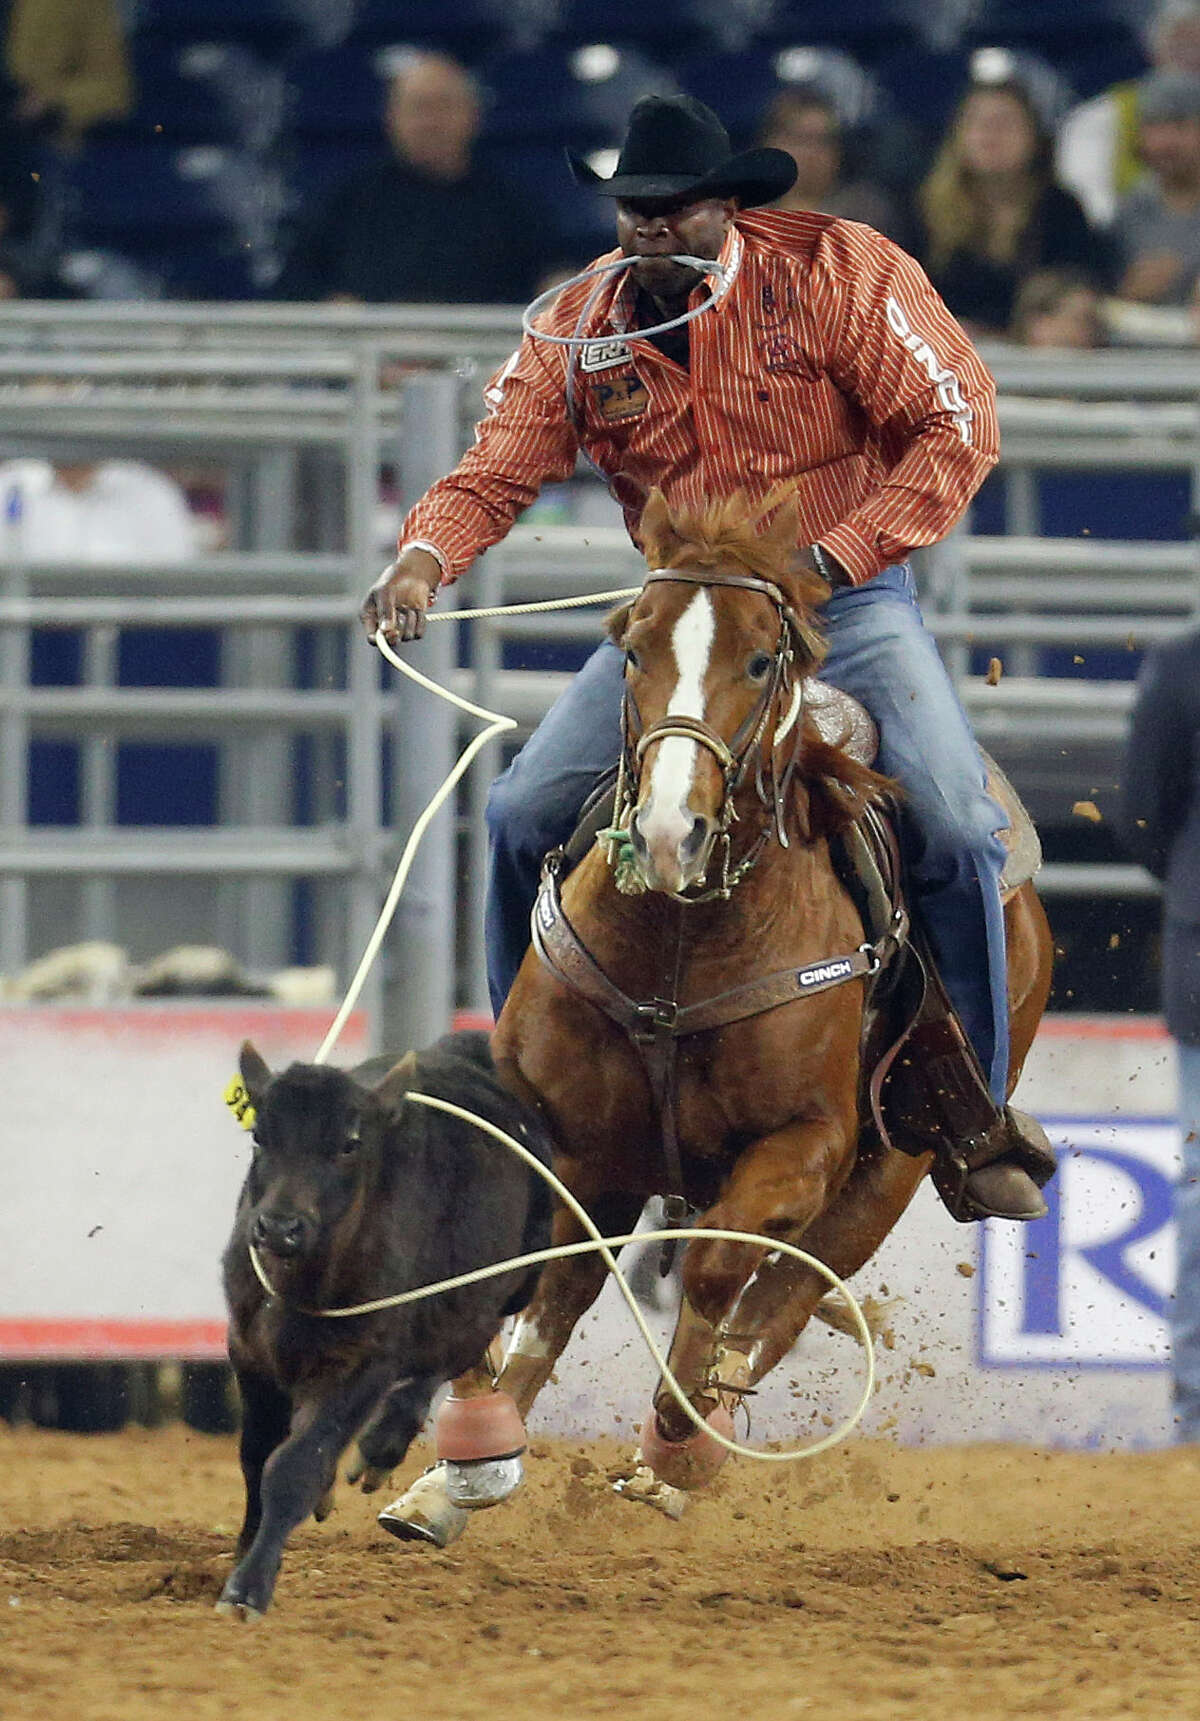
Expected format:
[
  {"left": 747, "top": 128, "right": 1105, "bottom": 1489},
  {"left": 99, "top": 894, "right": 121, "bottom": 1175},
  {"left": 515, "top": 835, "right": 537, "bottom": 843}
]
[{"left": 6, "top": 0, "right": 1200, "bottom": 344}]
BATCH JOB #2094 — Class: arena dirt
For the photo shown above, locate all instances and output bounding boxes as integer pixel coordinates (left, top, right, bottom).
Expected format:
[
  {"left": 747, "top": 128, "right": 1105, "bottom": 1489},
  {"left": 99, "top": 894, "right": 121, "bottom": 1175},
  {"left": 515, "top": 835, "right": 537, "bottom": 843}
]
[{"left": 3, "top": 1425, "right": 1199, "bottom": 1721}]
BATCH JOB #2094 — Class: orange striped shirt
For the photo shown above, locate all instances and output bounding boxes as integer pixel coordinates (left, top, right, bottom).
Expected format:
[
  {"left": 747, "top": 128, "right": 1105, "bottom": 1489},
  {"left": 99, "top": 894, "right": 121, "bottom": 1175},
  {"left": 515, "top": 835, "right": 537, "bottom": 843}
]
[{"left": 400, "top": 209, "right": 999, "bottom": 589}]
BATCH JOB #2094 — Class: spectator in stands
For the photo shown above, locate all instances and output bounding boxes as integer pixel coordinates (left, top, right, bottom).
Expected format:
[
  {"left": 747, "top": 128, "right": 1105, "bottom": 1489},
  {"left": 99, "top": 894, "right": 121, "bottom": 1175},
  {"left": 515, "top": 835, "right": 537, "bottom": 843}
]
[
  {"left": 0, "top": 458, "right": 198, "bottom": 563},
  {"left": 1009, "top": 268, "right": 1106, "bottom": 347},
  {"left": 917, "top": 76, "right": 1112, "bottom": 339},
  {"left": 757, "top": 84, "right": 908, "bottom": 244},
  {"left": 1058, "top": 0, "right": 1200, "bottom": 230},
  {"left": 4, "top": 0, "right": 130, "bottom": 147},
  {"left": 1114, "top": 71, "right": 1200, "bottom": 306},
  {"left": 277, "top": 50, "right": 561, "bottom": 305},
  {"left": 1120, "top": 629, "right": 1200, "bottom": 1443}
]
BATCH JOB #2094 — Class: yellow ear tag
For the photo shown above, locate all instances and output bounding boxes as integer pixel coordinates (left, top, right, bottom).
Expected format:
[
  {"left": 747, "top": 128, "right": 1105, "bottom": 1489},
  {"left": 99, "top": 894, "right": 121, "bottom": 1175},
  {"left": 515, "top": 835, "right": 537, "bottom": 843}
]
[{"left": 224, "top": 1074, "right": 257, "bottom": 1131}]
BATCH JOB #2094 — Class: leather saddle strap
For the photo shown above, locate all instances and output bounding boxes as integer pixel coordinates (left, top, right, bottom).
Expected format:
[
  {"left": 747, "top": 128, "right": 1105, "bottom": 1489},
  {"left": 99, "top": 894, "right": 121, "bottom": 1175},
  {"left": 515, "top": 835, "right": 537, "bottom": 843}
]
[{"left": 532, "top": 860, "right": 690, "bottom": 1209}]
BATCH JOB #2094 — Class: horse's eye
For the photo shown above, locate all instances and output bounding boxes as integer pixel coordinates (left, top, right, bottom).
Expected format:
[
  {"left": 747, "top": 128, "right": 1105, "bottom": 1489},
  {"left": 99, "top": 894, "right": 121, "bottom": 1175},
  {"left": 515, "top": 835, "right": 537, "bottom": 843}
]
[
  {"left": 747, "top": 651, "right": 773, "bottom": 682},
  {"left": 339, "top": 1134, "right": 360, "bottom": 1158},
  {"left": 624, "top": 646, "right": 640, "bottom": 673}
]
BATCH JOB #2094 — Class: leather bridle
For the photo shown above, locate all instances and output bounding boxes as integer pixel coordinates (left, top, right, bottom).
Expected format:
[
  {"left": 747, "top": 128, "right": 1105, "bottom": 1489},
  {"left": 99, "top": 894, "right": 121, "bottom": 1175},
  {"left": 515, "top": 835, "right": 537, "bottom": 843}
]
[{"left": 614, "top": 566, "right": 818, "bottom": 900}]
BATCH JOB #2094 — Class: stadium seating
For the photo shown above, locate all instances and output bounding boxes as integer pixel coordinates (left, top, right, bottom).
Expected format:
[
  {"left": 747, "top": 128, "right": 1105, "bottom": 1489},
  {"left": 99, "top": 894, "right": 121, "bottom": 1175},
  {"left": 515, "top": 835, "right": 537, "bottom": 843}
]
[
  {"left": 958, "top": 0, "right": 1146, "bottom": 102},
  {"left": 480, "top": 44, "right": 673, "bottom": 148},
  {"left": 284, "top": 43, "right": 389, "bottom": 145},
  {"left": 133, "top": 0, "right": 309, "bottom": 53},
  {"left": 476, "top": 140, "right": 611, "bottom": 257},
  {"left": 339, "top": 0, "right": 515, "bottom": 61},
  {"left": 755, "top": 0, "right": 918, "bottom": 57}
]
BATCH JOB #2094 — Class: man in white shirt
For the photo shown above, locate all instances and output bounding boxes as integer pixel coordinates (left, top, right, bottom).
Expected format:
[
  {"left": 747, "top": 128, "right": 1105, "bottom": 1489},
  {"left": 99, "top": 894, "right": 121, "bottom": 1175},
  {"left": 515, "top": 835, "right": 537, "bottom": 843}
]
[{"left": 0, "top": 459, "right": 198, "bottom": 563}]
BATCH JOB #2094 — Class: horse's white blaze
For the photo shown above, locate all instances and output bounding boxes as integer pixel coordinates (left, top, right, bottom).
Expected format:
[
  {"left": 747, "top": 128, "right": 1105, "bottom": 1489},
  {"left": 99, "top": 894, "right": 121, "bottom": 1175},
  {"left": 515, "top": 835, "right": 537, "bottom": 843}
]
[{"left": 639, "top": 590, "right": 714, "bottom": 851}]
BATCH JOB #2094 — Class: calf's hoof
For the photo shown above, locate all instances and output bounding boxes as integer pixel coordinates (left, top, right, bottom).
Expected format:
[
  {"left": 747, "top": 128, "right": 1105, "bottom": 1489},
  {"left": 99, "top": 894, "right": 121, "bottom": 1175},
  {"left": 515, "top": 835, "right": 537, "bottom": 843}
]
[
  {"left": 215, "top": 1574, "right": 267, "bottom": 1622},
  {"left": 639, "top": 1401, "right": 735, "bottom": 1491},
  {"left": 377, "top": 1464, "right": 470, "bottom": 1549},
  {"left": 214, "top": 1596, "right": 265, "bottom": 1624},
  {"left": 346, "top": 1454, "right": 391, "bottom": 1493}
]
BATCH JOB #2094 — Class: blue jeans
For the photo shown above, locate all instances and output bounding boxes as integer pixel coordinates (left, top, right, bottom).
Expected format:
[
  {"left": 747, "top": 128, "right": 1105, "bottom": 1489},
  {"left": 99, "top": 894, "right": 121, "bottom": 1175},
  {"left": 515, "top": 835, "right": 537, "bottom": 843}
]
[
  {"left": 485, "top": 563, "right": 1011, "bottom": 1100},
  {"left": 1174, "top": 1040, "right": 1200, "bottom": 1442}
]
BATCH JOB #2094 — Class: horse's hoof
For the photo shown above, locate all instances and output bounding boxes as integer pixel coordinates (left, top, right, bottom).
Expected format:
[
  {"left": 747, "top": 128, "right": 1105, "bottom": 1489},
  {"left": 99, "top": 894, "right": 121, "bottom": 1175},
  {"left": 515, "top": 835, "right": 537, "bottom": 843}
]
[
  {"left": 443, "top": 1452, "right": 524, "bottom": 1510},
  {"left": 376, "top": 1464, "right": 471, "bottom": 1549},
  {"left": 639, "top": 1402, "right": 735, "bottom": 1490},
  {"left": 313, "top": 1486, "right": 335, "bottom": 1522},
  {"left": 611, "top": 1460, "right": 690, "bottom": 1520}
]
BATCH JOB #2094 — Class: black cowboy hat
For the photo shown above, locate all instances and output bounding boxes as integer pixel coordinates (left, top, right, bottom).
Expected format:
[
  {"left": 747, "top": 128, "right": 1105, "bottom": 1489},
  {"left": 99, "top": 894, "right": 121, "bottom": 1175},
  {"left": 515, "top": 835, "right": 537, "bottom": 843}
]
[{"left": 566, "top": 94, "right": 797, "bottom": 209}]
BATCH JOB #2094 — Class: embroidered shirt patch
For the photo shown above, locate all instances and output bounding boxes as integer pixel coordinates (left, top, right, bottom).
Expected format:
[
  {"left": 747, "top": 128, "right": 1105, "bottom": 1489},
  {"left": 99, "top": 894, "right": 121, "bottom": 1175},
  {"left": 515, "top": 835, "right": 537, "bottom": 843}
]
[
  {"left": 579, "top": 337, "right": 634, "bottom": 372},
  {"left": 594, "top": 370, "right": 649, "bottom": 421}
]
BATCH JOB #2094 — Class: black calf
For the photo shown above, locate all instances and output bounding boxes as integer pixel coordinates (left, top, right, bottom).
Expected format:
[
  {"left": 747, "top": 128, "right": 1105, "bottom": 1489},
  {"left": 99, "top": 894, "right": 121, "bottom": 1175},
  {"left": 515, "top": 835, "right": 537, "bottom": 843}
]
[{"left": 217, "top": 1029, "right": 552, "bottom": 1619}]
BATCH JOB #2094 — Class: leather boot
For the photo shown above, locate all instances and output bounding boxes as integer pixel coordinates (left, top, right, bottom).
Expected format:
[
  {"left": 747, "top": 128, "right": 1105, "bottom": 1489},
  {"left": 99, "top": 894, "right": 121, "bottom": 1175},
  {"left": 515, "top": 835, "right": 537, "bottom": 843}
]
[
  {"left": 871, "top": 951, "right": 1057, "bottom": 1223},
  {"left": 952, "top": 1107, "right": 1055, "bottom": 1222}
]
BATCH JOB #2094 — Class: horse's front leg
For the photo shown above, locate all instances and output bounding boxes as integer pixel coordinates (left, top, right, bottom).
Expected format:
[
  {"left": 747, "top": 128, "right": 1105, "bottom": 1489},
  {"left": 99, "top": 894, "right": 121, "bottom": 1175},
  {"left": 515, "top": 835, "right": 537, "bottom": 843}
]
[
  {"left": 716, "top": 1139, "right": 931, "bottom": 1388},
  {"left": 497, "top": 1188, "right": 646, "bottom": 1414},
  {"left": 635, "top": 1117, "right": 855, "bottom": 1484}
]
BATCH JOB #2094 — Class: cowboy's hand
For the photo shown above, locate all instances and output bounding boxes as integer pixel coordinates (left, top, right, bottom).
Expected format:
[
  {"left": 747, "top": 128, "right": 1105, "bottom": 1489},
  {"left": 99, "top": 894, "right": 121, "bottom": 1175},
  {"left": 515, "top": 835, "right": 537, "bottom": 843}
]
[{"left": 360, "top": 547, "right": 442, "bottom": 645}]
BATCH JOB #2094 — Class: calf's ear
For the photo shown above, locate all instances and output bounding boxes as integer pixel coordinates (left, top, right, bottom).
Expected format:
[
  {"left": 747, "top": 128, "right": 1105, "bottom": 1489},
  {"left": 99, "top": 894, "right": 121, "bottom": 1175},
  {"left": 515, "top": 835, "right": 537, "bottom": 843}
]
[
  {"left": 239, "top": 1040, "right": 272, "bottom": 1103},
  {"left": 371, "top": 1048, "right": 419, "bottom": 1114}
]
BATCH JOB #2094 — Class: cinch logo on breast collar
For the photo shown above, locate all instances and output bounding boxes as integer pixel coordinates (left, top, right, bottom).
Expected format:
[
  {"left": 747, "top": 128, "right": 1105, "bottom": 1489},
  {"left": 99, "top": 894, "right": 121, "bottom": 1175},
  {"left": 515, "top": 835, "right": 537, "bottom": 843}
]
[
  {"left": 798, "top": 958, "right": 854, "bottom": 987},
  {"left": 580, "top": 338, "right": 633, "bottom": 372}
]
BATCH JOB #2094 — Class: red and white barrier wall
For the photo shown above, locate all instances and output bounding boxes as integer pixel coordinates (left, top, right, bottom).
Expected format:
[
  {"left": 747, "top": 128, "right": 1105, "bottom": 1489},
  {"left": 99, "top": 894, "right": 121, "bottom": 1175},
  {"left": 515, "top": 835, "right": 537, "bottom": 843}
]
[{"left": 0, "top": 1008, "right": 1182, "bottom": 1449}]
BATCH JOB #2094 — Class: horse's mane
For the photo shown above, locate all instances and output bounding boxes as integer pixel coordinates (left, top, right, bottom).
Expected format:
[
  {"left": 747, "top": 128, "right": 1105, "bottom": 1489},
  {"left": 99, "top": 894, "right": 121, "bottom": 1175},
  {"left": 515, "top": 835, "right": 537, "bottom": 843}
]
[
  {"left": 640, "top": 489, "right": 829, "bottom": 617},
  {"left": 637, "top": 489, "right": 895, "bottom": 837}
]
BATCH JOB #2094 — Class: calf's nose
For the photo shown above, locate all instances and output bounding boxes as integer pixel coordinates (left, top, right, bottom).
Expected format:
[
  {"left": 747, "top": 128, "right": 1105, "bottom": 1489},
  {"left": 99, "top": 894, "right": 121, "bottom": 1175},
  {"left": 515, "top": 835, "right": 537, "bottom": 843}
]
[{"left": 251, "top": 1210, "right": 312, "bottom": 1258}]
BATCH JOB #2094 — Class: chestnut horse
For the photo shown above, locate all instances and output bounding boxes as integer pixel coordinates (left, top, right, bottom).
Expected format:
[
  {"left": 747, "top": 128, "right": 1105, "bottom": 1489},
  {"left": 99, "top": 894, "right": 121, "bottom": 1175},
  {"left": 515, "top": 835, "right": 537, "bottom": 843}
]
[{"left": 383, "top": 488, "right": 1053, "bottom": 1538}]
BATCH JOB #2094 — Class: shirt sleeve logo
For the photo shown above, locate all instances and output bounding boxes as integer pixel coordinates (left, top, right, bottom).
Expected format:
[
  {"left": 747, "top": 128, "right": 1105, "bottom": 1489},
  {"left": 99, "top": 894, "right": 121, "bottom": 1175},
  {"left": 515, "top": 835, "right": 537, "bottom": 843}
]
[{"left": 884, "top": 294, "right": 974, "bottom": 445}]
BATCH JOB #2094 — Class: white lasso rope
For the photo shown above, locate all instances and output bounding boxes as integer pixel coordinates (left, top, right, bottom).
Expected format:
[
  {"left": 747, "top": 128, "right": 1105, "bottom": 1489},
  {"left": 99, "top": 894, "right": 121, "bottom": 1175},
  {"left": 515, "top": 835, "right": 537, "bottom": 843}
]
[
  {"left": 521, "top": 252, "right": 731, "bottom": 347},
  {"left": 296, "top": 571, "right": 875, "bottom": 1463}
]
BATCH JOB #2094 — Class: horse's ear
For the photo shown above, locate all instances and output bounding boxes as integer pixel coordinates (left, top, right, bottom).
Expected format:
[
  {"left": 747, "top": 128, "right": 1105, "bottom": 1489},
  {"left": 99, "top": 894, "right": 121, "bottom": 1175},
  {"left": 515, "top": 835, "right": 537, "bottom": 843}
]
[
  {"left": 605, "top": 599, "right": 634, "bottom": 644},
  {"left": 638, "top": 487, "right": 677, "bottom": 566}
]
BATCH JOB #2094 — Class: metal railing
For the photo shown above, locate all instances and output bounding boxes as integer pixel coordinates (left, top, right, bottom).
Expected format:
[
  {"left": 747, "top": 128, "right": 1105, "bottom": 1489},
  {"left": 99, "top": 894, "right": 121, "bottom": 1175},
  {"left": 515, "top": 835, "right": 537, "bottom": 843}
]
[{"left": 0, "top": 304, "right": 1188, "bottom": 1041}]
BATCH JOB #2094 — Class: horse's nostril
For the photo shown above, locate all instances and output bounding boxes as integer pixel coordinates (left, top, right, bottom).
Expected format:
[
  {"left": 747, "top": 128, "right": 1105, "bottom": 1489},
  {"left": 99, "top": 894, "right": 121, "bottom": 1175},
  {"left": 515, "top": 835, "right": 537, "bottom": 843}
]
[
  {"left": 630, "top": 819, "right": 649, "bottom": 862},
  {"left": 681, "top": 815, "right": 711, "bottom": 862}
]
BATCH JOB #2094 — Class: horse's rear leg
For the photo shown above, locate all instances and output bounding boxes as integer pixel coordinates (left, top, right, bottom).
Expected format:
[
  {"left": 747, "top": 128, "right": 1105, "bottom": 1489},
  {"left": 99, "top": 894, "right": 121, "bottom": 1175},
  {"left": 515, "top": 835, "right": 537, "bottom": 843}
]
[{"left": 375, "top": 1347, "right": 515, "bottom": 1550}]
